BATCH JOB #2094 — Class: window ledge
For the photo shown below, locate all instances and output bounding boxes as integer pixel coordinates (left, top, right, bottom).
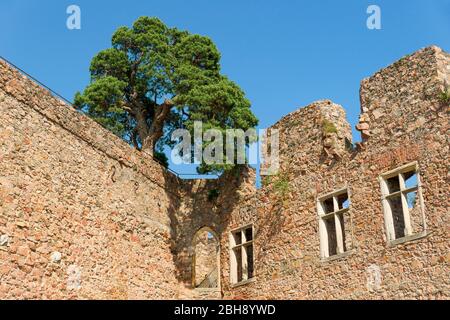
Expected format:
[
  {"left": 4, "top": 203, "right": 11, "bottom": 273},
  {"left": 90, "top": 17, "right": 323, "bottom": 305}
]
[
  {"left": 321, "top": 250, "right": 355, "bottom": 263},
  {"left": 388, "top": 231, "right": 429, "bottom": 247},
  {"left": 230, "top": 277, "right": 256, "bottom": 288}
]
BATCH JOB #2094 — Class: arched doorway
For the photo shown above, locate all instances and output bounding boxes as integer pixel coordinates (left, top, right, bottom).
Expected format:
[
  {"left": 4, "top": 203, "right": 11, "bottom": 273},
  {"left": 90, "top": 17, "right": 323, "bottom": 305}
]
[{"left": 192, "top": 227, "right": 220, "bottom": 289}]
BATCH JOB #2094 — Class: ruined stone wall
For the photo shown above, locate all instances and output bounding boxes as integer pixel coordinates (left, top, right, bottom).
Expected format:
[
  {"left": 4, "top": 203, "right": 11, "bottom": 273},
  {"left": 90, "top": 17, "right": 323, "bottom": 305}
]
[
  {"left": 219, "top": 46, "right": 449, "bottom": 299},
  {"left": 0, "top": 59, "right": 186, "bottom": 299},
  {"left": 0, "top": 46, "right": 448, "bottom": 301}
]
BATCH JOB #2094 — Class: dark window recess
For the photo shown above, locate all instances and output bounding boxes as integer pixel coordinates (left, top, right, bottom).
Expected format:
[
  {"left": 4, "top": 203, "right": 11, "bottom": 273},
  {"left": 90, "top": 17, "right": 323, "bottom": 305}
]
[
  {"left": 323, "top": 198, "right": 334, "bottom": 214},
  {"left": 246, "top": 244, "right": 254, "bottom": 279},
  {"left": 388, "top": 195, "right": 405, "bottom": 239},
  {"left": 234, "top": 247, "right": 243, "bottom": 283},
  {"left": 337, "top": 193, "right": 349, "bottom": 210},
  {"left": 387, "top": 176, "right": 401, "bottom": 193},
  {"left": 324, "top": 217, "right": 337, "bottom": 256},
  {"left": 245, "top": 227, "right": 253, "bottom": 241},
  {"left": 233, "top": 231, "right": 242, "bottom": 246}
]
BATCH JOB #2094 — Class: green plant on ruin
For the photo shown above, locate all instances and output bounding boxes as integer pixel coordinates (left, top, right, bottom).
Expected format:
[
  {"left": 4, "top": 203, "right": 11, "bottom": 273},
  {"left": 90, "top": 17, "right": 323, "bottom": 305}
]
[
  {"left": 272, "top": 172, "right": 290, "bottom": 206},
  {"left": 207, "top": 189, "right": 220, "bottom": 202},
  {"left": 438, "top": 86, "right": 450, "bottom": 105},
  {"left": 287, "top": 119, "right": 301, "bottom": 129},
  {"left": 262, "top": 175, "right": 272, "bottom": 186},
  {"left": 322, "top": 119, "right": 338, "bottom": 135},
  {"left": 261, "top": 165, "right": 279, "bottom": 186}
]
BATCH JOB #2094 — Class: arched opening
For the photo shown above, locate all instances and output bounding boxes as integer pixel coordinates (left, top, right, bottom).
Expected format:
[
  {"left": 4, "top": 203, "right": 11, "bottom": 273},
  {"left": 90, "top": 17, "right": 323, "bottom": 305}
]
[{"left": 192, "top": 227, "right": 220, "bottom": 289}]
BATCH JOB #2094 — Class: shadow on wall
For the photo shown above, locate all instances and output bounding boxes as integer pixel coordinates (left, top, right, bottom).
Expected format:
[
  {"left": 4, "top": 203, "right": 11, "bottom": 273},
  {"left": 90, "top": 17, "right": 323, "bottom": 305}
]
[
  {"left": 192, "top": 227, "right": 220, "bottom": 289},
  {"left": 165, "top": 165, "right": 254, "bottom": 291}
]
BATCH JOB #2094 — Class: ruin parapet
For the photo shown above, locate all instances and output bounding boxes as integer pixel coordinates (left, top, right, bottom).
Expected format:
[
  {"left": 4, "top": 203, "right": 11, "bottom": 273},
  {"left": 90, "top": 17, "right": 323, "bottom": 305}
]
[{"left": 0, "top": 46, "right": 448, "bottom": 300}]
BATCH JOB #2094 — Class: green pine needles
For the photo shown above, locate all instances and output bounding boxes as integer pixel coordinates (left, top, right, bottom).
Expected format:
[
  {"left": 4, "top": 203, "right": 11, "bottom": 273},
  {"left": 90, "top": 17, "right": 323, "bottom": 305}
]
[{"left": 75, "top": 17, "right": 258, "bottom": 174}]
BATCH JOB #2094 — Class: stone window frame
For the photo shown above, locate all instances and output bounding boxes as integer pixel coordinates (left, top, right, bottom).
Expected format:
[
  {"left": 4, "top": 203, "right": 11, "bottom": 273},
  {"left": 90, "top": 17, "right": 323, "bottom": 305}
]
[
  {"left": 229, "top": 224, "right": 255, "bottom": 287},
  {"left": 191, "top": 227, "right": 221, "bottom": 290},
  {"left": 317, "top": 187, "right": 351, "bottom": 260},
  {"left": 379, "top": 161, "right": 427, "bottom": 246}
]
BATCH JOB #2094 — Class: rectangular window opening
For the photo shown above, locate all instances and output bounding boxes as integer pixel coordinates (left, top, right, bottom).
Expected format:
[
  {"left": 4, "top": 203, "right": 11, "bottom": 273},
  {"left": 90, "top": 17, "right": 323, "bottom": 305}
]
[
  {"left": 246, "top": 244, "right": 254, "bottom": 279},
  {"left": 318, "top": 189, "right": 351, "bottom": 259},
  {"left": 230, "top": 225, "right": 255, "bottom": 284},
  {"left": 337, "top": 193, "right": 349, "bottom": 210},
  {"left": 323, "top": 198, "right": 334, "bottom": 214},
  {"left": 380, "top": 163, "right": 426, "bottom": 243}
]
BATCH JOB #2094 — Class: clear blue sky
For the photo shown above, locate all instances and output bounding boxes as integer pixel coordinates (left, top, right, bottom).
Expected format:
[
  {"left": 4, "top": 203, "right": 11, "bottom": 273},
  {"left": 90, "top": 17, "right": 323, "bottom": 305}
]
[{"left": 1, "top": 0, "right": 449, "bottom": 176}]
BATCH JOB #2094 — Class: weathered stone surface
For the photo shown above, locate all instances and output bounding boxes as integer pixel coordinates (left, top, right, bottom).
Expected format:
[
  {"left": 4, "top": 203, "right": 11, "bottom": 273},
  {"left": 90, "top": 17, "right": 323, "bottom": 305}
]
[
  {"left": 0, "top": 46, "right": 448, "bottom": 300},
  {"left": 0, "top": 58, "right": 186, "bottom": 299},
  {"left": 217, "top": 46, "right": 449, "bottom": 300},
  {"left": 50, "top": 252, "right": 62, "bottom": 263}
]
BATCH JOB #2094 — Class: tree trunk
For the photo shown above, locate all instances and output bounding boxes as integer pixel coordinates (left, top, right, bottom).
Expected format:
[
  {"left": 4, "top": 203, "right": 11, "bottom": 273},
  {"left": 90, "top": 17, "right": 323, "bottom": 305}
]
[
  {"left": 131, "top": 128, "right": 141, "bottom": 151},
  {"left": 138, "top": 99, "right": 174, "bottom": 154}
]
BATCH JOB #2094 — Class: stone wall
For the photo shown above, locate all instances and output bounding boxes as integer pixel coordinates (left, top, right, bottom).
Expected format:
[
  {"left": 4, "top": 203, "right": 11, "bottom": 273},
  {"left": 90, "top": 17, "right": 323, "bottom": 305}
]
[
  {"left": 0, "top": 59, "right": 186, "bottom": 299},
  {"left": 193, "top": 231, "right": 218, "bottom": 287},
  {"left": 218, "top": 46, "right": 449, "bottom": 299},
  {"left": 0, "top": 45, "right": 448, "bottom": 300}
]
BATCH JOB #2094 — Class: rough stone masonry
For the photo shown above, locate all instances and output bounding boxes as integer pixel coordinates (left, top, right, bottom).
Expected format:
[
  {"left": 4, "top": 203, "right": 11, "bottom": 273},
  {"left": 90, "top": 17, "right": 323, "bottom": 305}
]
[{"left": 0, "top": 46, "right": 448, "bottom": 300}]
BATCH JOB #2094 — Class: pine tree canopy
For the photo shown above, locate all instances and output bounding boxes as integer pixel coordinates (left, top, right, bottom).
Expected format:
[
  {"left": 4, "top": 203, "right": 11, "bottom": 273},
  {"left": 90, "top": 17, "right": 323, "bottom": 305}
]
[{"left": 74, "top": 17, "right": 258, "bottom": 173}]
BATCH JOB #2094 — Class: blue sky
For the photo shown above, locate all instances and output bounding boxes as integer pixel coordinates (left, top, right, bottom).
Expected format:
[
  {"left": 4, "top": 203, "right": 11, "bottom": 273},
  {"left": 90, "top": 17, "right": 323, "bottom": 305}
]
[{"left": 1, "top": 0, "right": 449, "bottom": 176}]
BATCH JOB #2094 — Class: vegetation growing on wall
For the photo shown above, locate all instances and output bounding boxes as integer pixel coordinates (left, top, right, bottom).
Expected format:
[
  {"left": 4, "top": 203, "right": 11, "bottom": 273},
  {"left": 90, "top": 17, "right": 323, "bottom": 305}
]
[
  {"left": 269, "top": 172, "right": 291, "bottom": 207},
  {"left": 322, "top": 119, "right": 338, "bottom": 134}
]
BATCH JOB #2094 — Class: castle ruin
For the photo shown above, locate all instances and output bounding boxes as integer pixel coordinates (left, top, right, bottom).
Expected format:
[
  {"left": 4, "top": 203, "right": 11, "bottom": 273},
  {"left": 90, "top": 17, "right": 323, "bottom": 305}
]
[{"left": 0, "top": 46, "right": 448, "bottom": 299}]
